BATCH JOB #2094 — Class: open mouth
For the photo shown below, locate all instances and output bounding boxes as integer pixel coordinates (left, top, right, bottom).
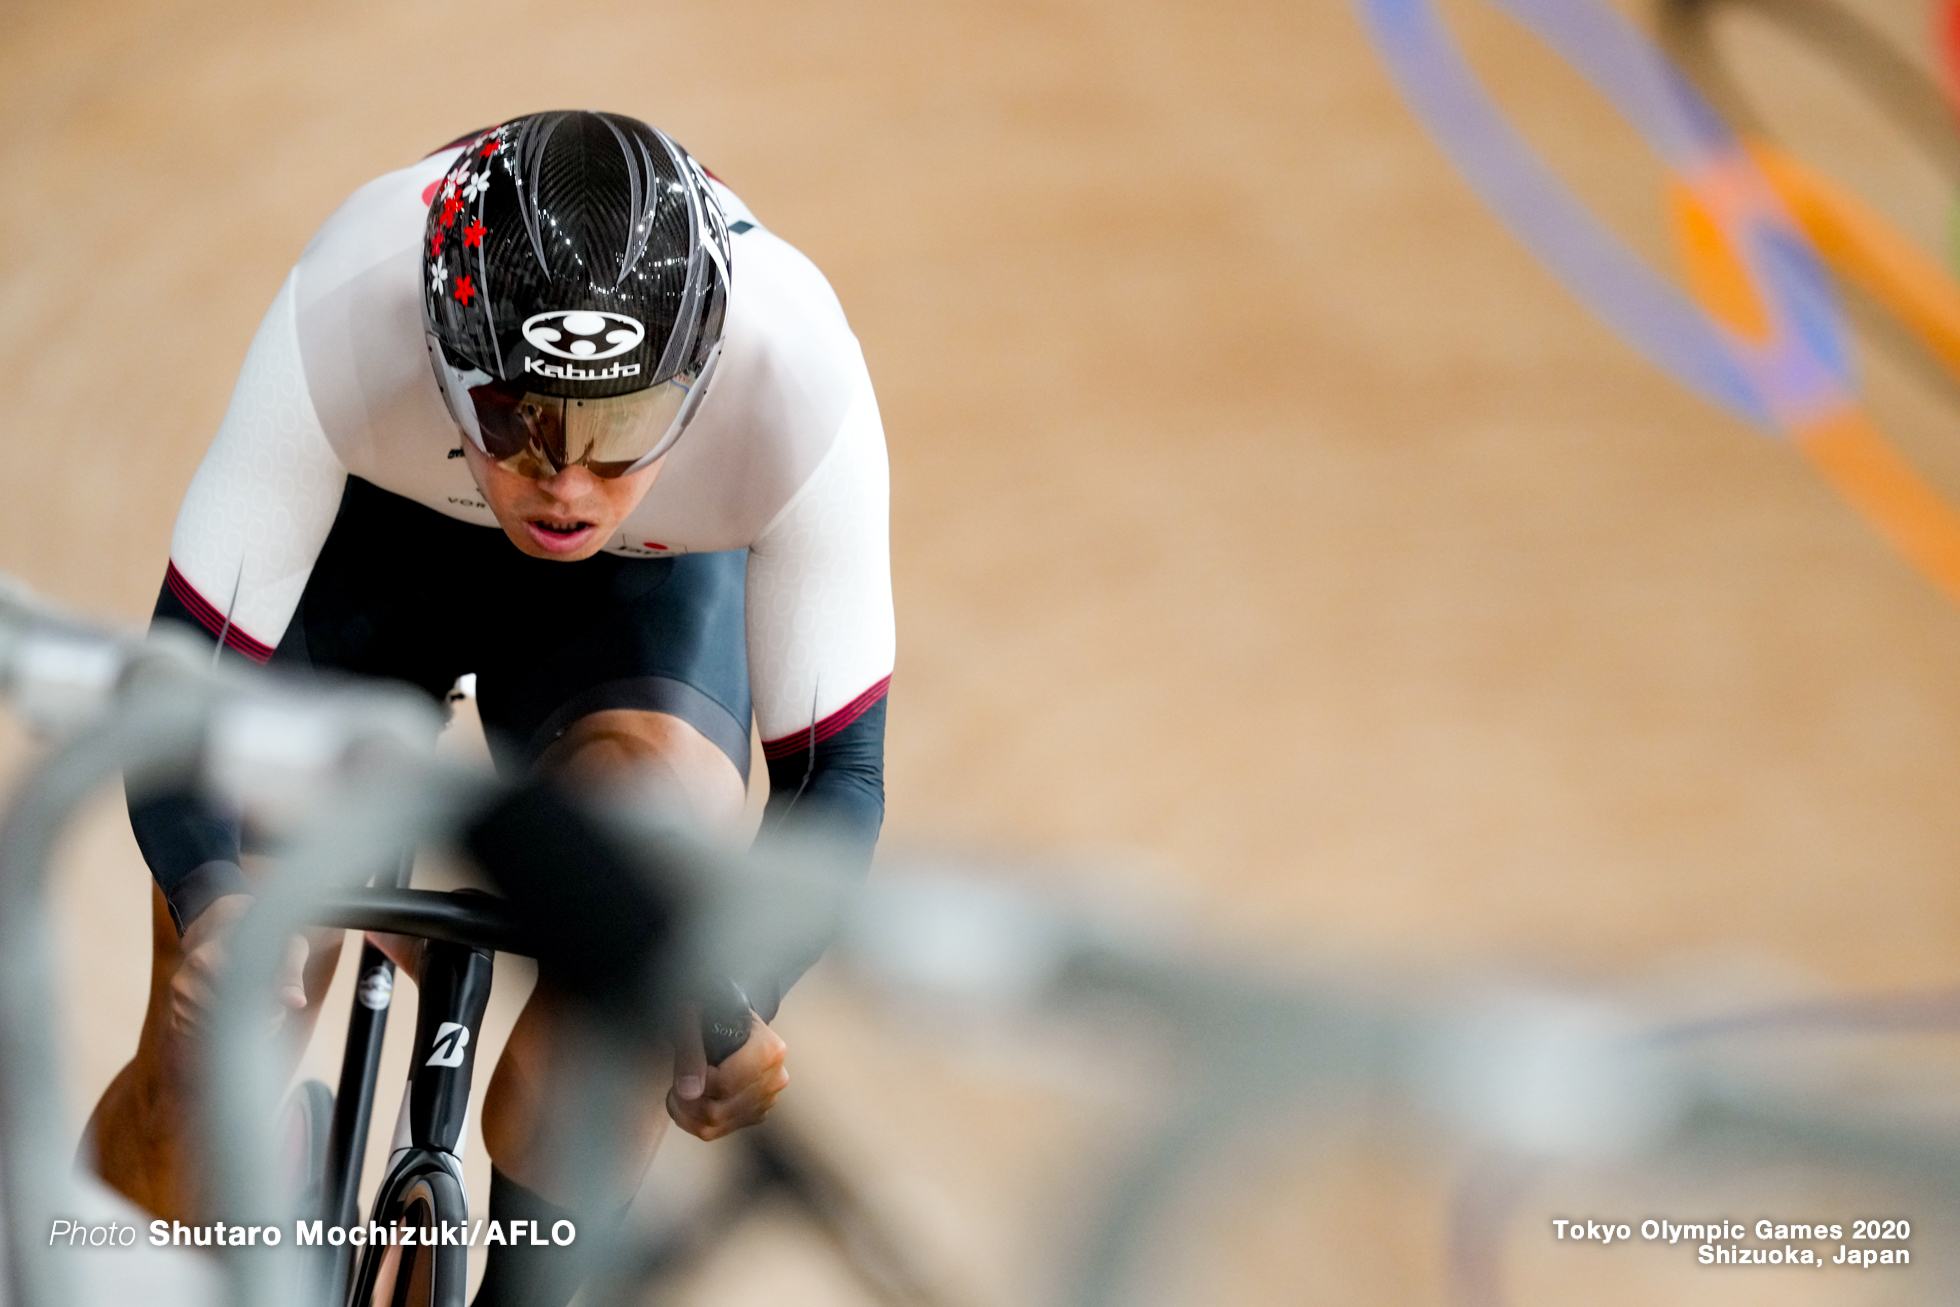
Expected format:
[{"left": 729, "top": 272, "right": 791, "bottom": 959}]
[{"left": 522, "top": 518, "right": 598, "bottom": 554}]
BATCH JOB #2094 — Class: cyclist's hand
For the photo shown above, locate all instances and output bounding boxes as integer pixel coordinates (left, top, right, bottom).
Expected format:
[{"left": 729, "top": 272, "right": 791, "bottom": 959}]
[
  {"left": 170, "top": 894, "right": 310, "bottom": 1035},
  {"left": 666, "top": 1006, "right": 789, "bottom": 1141}
]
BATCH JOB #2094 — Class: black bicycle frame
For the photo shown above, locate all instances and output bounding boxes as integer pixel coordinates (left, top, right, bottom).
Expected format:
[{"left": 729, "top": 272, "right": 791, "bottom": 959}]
[
  {"left": 401, "top": 939, "right": 496, "bottom": 1159},
  {"left": 319, "top": 940, "right": 395, "bottom": 1295},
  {"left": 317, "top": 863, "right": 412, "bottom": 1303},
  {"left": 343, "top": 938, "right": 494, "bottom": 1307},
  {"left": 312, "top": 885, "right": 519, "bottom": 1306},
  {"left": 304, "top": 879, "right": 748, "bottom": 1307}
]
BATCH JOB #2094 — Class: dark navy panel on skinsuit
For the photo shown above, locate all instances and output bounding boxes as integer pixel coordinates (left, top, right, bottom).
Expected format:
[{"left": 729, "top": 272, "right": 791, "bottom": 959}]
[
  {"left": 133, "top": 476, "right": 754, "bottom": 931},
  {"left": 281, "top": 477, "right": 753, "bottom": 772}
]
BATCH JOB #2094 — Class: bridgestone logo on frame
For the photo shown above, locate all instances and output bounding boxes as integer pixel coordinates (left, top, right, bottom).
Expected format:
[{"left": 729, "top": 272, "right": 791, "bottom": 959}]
[{"left": 425, "top": 1022, "right": 470, "bottom": 1068}]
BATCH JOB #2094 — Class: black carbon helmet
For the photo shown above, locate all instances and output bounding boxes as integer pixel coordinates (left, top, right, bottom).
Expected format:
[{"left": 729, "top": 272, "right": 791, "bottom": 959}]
[{"left": 423, "top": 112, "right": 732, "bottom": 470}]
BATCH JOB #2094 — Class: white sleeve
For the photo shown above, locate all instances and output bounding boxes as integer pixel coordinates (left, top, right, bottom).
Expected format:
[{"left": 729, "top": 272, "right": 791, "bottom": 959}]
[
  {"left": 167, "top": 271, "right": 348, "bottom": 659},
  {"left": 745, "top": 373, "right": 895, "bottom": 746}
]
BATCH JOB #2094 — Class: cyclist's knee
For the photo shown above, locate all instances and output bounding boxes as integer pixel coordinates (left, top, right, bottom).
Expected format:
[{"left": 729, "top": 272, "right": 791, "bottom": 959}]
[{"left": 536, "top": 708, "right": 746, "bottom": 835}]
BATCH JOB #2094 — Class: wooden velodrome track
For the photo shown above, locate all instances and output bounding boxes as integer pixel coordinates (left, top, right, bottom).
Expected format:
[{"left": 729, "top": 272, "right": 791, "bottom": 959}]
[{"left": 7, "top": 0, "right": 1960, "bottom": 1301}]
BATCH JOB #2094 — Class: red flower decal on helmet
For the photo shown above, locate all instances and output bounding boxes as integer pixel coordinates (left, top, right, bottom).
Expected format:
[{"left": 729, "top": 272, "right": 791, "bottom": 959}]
[
  {"left": 453, "top": 275, "right": 477, "bottom": 305},
  {"left": 478, "top": 136, "right": 502, "bottom": 158},
  {"left": 430, "top": 228, "right": 446, "bottom": 257},
  {"left": 463, "top": 219, "right": 487, "bottom": 250},
  {"left": 440, "top": 194, "right": 465, "bottom": 227}
]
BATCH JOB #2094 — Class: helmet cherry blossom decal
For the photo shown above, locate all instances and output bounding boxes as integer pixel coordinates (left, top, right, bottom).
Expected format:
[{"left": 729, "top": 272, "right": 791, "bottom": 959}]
[
  {"left": 429, "top": 127, "right": 505, "bottom": 260},
  {"left": 426, "top": 126, "right": 507, "bottom": 325}
]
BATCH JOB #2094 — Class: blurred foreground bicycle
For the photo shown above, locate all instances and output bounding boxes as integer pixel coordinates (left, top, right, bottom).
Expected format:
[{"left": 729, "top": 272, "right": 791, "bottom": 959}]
[
  {"left": 9, "top": 581, "right": 1960, "bottom": 1307},
  {"left": 283, "top": 874, "right": 752, "bottom": 1307}
]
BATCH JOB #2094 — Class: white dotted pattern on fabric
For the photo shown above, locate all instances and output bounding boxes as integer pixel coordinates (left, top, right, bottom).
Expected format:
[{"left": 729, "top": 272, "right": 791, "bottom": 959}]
[
  {"left": 746, "top": 375, "right": 895, "bottom": 741},
  {"left": 169, "top": 272, "right": 348, "bottom": 650}
]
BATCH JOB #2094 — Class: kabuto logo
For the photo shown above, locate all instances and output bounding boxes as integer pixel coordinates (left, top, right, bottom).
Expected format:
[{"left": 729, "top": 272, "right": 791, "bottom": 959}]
[
  {"left": 523, "top": 357, "right": 642, "bottom": 382},
  {"left": 522, "top": 310, "right": 644, "bottom": 361}
]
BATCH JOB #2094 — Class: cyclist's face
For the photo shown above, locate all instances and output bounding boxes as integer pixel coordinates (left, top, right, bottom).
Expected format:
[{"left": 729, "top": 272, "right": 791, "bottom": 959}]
[{"left": 461, "top": 439, "right": 666, "bottom": 561}]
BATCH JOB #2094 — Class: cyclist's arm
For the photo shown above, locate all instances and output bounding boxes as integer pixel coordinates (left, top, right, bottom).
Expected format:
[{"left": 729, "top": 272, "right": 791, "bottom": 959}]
[
  {"left": 131, "top": 269, "right": 349, "bottom": 932},
  {"left": 744, "top": 370, "right": 894, "bottom": 1018}
]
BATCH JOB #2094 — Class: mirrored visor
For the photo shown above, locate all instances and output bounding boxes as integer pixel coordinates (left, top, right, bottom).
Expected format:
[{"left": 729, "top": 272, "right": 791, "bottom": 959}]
[
  {"left": 464, "top": 370, "right": 700, "bottom": 479},
  {"left": 466, "top": 376, "right": 689, "bottom": 478}
]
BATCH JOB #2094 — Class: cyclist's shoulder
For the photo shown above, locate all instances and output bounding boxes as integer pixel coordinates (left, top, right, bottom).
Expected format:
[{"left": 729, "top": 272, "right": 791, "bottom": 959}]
[
  {"left": 639, "top": 212, "right": 876, "bottom": 549},
  {"left": 271, "top": 146, "right": 470, "bottom": 513},
  {"left": 294, "top": 146, "right": 458, "bottom": 300},
  {"left": 709, "top": 177, "right": 859, "bottom": 360},
  {"left": 623, "top": 176, "right": 871, "bottom": 529}
]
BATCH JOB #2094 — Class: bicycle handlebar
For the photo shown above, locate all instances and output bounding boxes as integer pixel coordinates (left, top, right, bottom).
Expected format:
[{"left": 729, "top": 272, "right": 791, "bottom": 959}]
[
  {"left": 312, "top": 885, "right": 754, "bottom": 1064},
  {"left": 313, "top": 887, "right": 534, "bottom": 956}
]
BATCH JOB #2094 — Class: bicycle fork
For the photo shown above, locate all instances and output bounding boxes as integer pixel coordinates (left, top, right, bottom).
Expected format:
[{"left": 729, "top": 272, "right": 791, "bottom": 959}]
[{"left": 347, "top": 939, "right": 494, "bottom": 1307}]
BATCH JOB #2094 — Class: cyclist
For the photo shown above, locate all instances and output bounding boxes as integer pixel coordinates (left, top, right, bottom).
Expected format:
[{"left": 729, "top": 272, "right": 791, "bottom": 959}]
[{"left": 84, "top": 111, "right": 893, "bottom": 1306}]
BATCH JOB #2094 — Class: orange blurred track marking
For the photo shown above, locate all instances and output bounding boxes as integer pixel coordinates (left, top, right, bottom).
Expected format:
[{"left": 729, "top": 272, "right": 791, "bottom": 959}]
[{"left": 1675, "top": 138, "right": 1960, "bottom": 607}]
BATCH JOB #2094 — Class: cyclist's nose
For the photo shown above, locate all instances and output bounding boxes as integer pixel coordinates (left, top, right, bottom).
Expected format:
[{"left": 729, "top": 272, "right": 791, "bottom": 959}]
[{"left": 533, "top": 462, "right": 602, "bottom": 501}]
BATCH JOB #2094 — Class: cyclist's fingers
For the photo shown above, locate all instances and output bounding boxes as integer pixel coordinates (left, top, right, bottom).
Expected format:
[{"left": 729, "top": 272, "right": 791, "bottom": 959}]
[
  {"left": 693, "top": 1057, "right": 791, "bottom": 1119},
  {"left": 277, "top": 933, "right": 310, "bottom": 1011},
  {"left": 705, "top": 1017, "right": 784, "bottom": 1093},
  {"left": 170, "top": 973, "right": 284, "bottom": 1038},
  {"left": 666, "top": 1083, "right": 731, "bottom": 1137},
  {"left": 667, "top": 1070, "right": 779, "bottom": 1133},
  {"left": 665, "top": 1087, "right": 701, "bottom": 1133},
  {"left": 172, "top": 944, "right": 309, "bottom": 1035},
  {"left": 171, "top": 965, "right": 293, "bottom": 1035},
  {"left": 668, "top": 1068, "right": 788, "bottom": 1140},
  {"left": 668, "top": 1093, "right": 741, "bottom": 1140},
  {"left": 672, "top": 1002, "right": 707, "bottom": 1101},
  {"left": 698, "top": 1089, "right": 786, "bottom": 1139},
  {"left": 721, "top": 1061, "right": 791, "bottom": 1112}
]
